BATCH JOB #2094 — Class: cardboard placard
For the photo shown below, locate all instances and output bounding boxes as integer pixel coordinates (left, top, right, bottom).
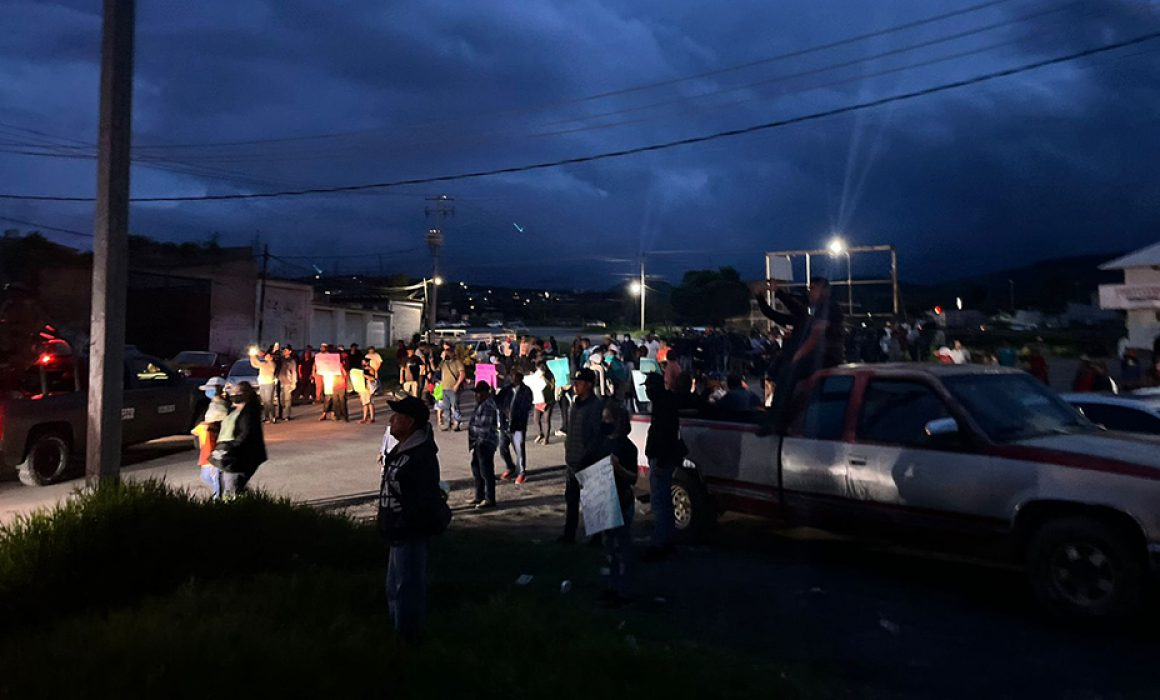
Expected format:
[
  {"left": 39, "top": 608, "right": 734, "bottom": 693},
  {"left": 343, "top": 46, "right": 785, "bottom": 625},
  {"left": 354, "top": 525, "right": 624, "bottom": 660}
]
[
  {"left": 574, "top": 456, "right": 624, "bottom": 536},
  {"left": 474, "top": 362, "right": 498, "bottom": 389}
]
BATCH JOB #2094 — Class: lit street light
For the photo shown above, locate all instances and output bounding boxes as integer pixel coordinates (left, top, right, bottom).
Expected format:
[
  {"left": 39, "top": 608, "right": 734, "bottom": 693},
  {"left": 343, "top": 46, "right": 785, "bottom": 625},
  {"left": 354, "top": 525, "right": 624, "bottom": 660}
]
[
  {"left": 828, "top": 236, "right": 853, "bottom": 315},
  {"left": 628, "top": 280, "right": 642, "bottom": 295}
]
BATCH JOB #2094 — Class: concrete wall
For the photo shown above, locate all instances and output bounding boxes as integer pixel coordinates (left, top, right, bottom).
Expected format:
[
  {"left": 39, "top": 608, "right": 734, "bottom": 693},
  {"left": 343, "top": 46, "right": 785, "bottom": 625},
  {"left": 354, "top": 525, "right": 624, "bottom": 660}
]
[
  {"left": 1101, "top": 266, "right": 1160, "bottom": 349},
  {"left": 390, "top": 300, "right": 423, "bottom": 345},
  {"left": 259, "top": 280, "right": 313, "bottom": 349},
  {"left": 310, "top": 305, "right": 392, "bottom": 350}
]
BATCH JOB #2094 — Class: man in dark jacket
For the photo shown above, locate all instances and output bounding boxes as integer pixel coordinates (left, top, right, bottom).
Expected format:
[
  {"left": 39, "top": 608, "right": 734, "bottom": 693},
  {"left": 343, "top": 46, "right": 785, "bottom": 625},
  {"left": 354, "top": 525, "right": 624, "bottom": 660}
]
[
  {"left": 497, "top": 369, "right": 534, "bottom": 484},
  {"left": 378, "top": 395, "right": 443, "bottom": 642},
  {"left": 560, "top": 367, "right": 609, "bottom": 544},
  {"left": 755, "top": 277, "right": 844, "bottom": 429},
  {"left": 642, "top": 372, "right": 682, "bottom": 560}
]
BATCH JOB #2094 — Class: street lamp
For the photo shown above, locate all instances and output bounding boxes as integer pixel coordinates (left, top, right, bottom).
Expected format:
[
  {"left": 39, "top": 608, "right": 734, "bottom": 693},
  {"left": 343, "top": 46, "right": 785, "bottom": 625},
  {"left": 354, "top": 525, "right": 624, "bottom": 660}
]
[
  {"left": 828, "top": 236, "right": 853, "bottom": 315},
  {"left": 423, "top": 276, "right": 445, "bottom": 341},
  {"left": 628, "top": 260, "right": 646, "bottom": 333}
]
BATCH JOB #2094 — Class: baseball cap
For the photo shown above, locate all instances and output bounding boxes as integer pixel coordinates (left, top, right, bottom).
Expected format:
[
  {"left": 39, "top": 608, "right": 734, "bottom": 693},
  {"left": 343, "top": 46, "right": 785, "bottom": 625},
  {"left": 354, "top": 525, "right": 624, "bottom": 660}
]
[
  {"left": 198, "top": 376, "right": 226, "bottom": 391},
  {"left": 572, "top": 367, "right": 597, "bottom": 384},
  {"left": 387, "top": 395, "right": 430, "bottom": 426}
]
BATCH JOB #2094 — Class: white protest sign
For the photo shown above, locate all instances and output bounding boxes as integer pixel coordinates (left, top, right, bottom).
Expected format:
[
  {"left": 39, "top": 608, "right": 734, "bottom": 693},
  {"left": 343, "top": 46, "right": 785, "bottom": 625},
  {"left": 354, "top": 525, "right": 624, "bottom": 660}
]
[
  {"left": 314, "top": 352, "right": 343, "bottom": 375},
  {"left": 574, "top": 456, "right": 624, "bottom": 536}
]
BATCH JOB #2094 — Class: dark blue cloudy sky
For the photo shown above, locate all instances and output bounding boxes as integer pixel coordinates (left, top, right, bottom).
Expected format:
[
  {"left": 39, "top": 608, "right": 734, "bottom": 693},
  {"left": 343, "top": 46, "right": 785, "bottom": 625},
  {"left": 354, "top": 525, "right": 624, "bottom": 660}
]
[{"left": 2, "top": 0, "right": 1159, "bottom": 288}]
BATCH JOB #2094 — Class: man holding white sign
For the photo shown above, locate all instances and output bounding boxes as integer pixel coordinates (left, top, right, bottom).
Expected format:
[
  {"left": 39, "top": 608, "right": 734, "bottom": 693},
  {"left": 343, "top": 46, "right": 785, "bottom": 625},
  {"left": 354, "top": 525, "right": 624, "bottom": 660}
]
[{"left": 560, "top": 367, "right": 608, "bottom": 544}]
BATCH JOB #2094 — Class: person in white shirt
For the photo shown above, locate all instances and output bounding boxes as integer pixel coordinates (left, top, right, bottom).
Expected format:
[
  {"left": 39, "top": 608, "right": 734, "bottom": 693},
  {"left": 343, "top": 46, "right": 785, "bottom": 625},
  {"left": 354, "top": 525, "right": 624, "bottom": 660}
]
[
  {"left": 949, "top": 340, "right": 969, "bottom": 365},
  {"left": 645, "top": 334, "right": 661, "bottom": 360}
]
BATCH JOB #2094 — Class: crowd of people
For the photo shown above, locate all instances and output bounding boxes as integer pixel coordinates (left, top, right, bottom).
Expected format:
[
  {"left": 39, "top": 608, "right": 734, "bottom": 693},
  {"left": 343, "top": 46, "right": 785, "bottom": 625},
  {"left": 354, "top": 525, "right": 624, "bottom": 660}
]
[
  {"left": 191, "top": 276, "right": 1141, "bottom": 642},
  {"left": 246, "top": 342, "right": 385, "bottom": 423}
]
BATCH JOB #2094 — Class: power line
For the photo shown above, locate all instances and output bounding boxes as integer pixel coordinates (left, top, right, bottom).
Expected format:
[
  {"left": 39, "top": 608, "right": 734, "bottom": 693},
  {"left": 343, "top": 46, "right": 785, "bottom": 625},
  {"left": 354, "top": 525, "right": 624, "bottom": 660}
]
[
  {"left": 0, "top": 214, "right": 93, "bottom": 237},
  {"left": 3, "top": 0, "right": 1017, "bottom": 155},
  {"left": 0, "top": 3, "right": 1088, "bottom": 170},
  {"left": 2, "top": 30, "right": 1157, "bottom": 204},
  {"left": 537, "top": 0, "right": 1083, "bottom": 129}
]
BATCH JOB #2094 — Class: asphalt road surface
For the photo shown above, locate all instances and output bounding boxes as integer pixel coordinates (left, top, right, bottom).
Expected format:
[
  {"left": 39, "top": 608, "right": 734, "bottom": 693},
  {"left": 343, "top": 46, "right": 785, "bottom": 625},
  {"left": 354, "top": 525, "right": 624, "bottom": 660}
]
[{"left": 2, "top": 391, "right": 1157, "bottom": 698}]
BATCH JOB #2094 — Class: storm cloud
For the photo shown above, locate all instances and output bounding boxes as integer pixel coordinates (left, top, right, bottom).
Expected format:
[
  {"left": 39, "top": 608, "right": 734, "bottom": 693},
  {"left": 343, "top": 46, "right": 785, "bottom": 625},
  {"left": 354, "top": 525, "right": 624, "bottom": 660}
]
[{"left": 2, "top": 0, "right": 1159, "bottom": 287}]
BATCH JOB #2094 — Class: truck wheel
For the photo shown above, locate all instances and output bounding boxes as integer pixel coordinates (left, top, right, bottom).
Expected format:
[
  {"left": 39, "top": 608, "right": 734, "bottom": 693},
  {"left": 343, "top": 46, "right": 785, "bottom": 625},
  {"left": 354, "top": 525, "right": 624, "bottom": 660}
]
[
  {"left": 1026, "top": 516, "right": 1145, "bottom": 621},
  {"left": 18, "top": 432, "right": 72, "bottom": 486},
  {"left": 672, "top": 468, "right": 715, "bottom": 542}
]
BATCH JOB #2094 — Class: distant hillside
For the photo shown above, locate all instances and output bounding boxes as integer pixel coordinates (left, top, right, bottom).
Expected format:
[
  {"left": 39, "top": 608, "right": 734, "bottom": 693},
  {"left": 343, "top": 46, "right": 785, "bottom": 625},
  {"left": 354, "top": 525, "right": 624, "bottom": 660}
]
[{"left": 902, "top": 253, "right": 1125, "bottom": 314}]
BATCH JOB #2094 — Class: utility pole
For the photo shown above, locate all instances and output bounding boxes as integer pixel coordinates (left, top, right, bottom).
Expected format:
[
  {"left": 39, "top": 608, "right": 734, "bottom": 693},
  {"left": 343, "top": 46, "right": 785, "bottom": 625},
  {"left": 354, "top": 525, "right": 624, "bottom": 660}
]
[
  {"left": 86, "top": 0, "right": 135, "bottom": 487},
  {"left": 424, "top": 195, "right": 453, "bottom": 340},
  {"left": 257, "top": 244, "right": 269, "bottom": 343},
  {"left": 638, "top": 258, "right": 646, "bottom": 333}
]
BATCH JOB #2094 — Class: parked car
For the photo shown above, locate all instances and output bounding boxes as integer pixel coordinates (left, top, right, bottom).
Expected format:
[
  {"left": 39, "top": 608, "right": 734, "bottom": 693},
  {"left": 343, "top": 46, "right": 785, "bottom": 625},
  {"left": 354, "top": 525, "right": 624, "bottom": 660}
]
[
  {"left": 224, "top": 358, "right": 260, "bottom": 389},
  {"left": 169, "top": 350, "right": 229, "bottom": 380},
  {"left": 629, "top": 364, "right": 1160, "bottom": 620},
  {"left": 0, "top": 344, "right": 205, "bottom": 486},
  {"left": 1063, "top": 393, "right": 1160, "bottom": 435}
]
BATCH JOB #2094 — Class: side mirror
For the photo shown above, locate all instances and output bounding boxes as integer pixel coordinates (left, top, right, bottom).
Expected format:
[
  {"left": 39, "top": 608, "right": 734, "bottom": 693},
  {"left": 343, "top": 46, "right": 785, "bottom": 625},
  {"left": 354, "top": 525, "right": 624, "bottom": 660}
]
[{"left": 924, "top": 417, "right": 959, "bottom": 438}]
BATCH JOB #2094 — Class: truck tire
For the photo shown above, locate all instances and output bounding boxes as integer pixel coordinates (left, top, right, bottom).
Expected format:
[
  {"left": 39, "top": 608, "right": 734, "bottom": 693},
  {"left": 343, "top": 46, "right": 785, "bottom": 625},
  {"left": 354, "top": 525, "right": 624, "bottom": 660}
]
[
  {"left": 672, "top": 468, "right": 715, "bottom": 542},
  {"left": 18, "top": 432, "right": 72, "bottom": 486},
  {"left": 1026, "top": 515, "right": 1145, "bottom": 622}
]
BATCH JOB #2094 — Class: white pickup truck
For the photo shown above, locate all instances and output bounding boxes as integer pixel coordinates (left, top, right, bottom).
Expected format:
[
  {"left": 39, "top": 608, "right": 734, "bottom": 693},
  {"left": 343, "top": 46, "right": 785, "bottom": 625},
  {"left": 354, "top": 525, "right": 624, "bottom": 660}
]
[{"left": 629, "top": 364, "right": 1160, "bottom": 620}]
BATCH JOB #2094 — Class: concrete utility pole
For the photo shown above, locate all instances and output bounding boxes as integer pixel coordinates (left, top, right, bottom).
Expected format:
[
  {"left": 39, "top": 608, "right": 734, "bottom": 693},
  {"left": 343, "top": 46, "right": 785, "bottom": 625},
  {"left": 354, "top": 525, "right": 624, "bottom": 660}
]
[
  {"left": 424, "top": 195, "right": 453, "bottom": 340},
  {"left": 257, "top": 243, "right": 269, "bottom": 343},
  {"left": 638, "top": 259, "right": 646, "bottom": 333},
  {"left": 86, "top": 0, "right": 135, "bottom": 487}
]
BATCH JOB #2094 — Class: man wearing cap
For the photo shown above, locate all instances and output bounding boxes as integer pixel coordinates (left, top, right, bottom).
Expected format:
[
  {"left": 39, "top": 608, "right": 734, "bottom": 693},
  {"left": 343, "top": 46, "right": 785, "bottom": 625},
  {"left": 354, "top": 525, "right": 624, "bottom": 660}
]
[
  {"left": 193, "top": 376, "right": 231, "bottom": 499},
  {"left": 467, "top": 381, "right": 500, "bottom": 508},
  {"left": 560, "top": 367, "right": 609, "bottom": 544},
  {"left": 378, "top": 395, "right": 443, "bottom": 641}
]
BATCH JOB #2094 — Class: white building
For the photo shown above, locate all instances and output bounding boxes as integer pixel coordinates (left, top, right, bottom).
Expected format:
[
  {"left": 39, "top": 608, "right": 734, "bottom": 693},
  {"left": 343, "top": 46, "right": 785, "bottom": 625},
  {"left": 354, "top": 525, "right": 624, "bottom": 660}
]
[{"left": 1098, "top": 242, "right": 1160, "bottom": 349}]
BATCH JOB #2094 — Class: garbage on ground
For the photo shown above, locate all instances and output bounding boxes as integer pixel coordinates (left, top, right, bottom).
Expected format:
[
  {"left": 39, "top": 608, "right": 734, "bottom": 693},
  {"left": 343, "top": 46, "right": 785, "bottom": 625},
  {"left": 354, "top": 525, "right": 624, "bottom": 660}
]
[
  {"left": 560, "top": 580, "right": 573, "bottom": 594},
  {"left": 625, "top": 635, "right": 640, "bottom": 655},
  {"left": 515, "top": 574, "right": 534, "bottom": 586},
  {"left": 878, "top": 618, "right": 901, "bottom": 635}
]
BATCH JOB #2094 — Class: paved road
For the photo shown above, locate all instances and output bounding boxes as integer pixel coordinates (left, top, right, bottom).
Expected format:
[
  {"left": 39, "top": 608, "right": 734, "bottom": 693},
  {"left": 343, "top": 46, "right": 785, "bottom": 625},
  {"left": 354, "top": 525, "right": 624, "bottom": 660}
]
[{"left": 0, "top": 393, "right": 564, "bottom": 522}]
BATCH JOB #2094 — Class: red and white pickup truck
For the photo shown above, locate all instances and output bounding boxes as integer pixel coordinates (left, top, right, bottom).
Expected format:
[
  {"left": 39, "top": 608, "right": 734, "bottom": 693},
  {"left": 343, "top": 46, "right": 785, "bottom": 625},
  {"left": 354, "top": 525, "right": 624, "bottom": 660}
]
[{"left": 629, "top": 364, "right": 1160, "bottom": 620}]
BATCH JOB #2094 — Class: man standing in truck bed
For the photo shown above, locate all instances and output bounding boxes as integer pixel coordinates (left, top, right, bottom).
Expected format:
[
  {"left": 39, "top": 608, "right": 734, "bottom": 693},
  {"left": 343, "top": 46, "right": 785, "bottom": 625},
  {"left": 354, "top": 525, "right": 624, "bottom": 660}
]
[{"left": 755, "top": 277, "right": 844, "bottom": 427}]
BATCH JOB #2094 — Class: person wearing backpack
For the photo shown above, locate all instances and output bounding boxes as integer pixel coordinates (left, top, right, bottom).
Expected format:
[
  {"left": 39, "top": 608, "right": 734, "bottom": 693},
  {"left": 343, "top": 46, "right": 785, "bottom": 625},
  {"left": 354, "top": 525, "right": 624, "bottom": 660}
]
[{"left": 378, "top": 395, "right": 449, "bottom": 642}]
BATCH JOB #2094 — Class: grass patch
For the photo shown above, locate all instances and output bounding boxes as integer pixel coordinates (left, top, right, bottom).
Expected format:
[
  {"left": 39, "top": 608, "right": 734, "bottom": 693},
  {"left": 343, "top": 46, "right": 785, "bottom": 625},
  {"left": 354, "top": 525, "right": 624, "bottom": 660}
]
[{"left": 0, "top": 482, "right": 818, "bottom": 699}]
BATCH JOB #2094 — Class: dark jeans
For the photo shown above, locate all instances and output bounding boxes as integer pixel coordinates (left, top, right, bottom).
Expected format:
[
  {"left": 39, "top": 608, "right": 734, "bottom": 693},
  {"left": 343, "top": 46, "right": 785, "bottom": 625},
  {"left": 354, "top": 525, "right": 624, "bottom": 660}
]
[
  {"left": 536, "top": 405, "right": 554, "bottom": 440},
  {"left": 471, "top": 446, "right": 497, "bottom": 502},
  {"left": 558, "top": 394, "right": 571, "bottom": 433},
  {"left": 604, "top": 500, "right": 635, "bottom": 595},
  {"left": 648, "top": 458, "right": 676, "bottom": 547},
  {"left": 499, "top": 428, "right": 526, "bottom": 476},
  {"left": 386, "top": 540, "right": 427, "bottom": 641},
  {"left": 562, "top": 467, "right": 581, "bottom": 541}
]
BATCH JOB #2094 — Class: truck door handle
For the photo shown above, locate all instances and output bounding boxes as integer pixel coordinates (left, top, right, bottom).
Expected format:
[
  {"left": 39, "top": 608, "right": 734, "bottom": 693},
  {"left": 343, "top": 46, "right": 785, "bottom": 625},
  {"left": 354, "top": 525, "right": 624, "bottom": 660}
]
[{"left": 849, "top": 457, "right": 867, "bottom": 466}]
